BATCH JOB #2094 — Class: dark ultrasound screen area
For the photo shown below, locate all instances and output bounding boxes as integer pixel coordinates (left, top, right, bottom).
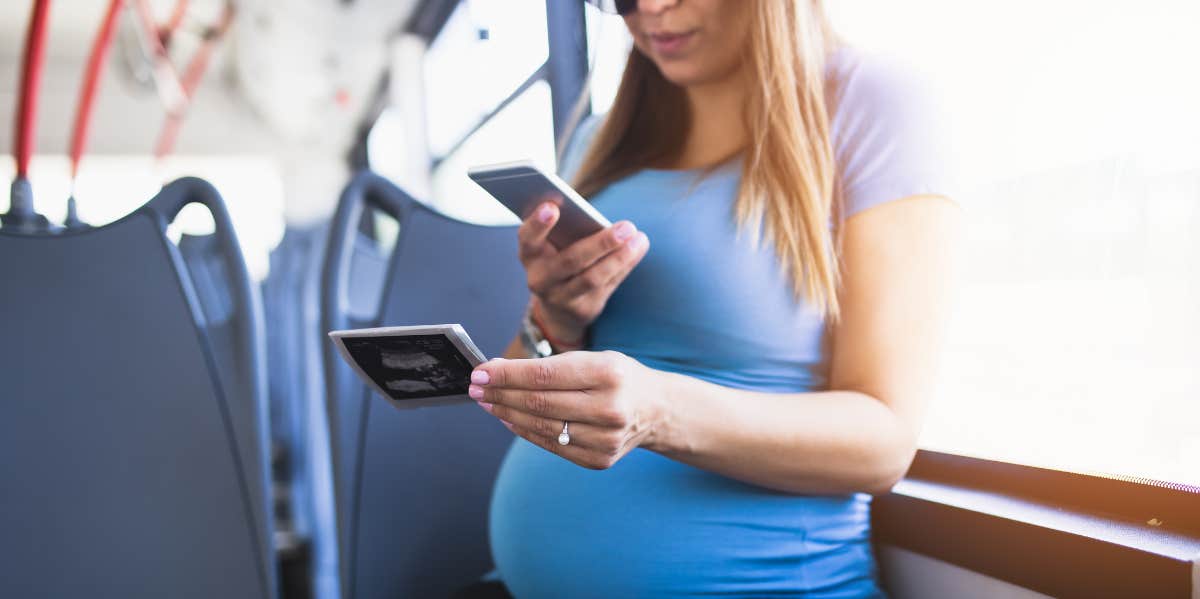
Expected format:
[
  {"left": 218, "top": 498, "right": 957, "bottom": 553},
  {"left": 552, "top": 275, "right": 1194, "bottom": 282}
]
[{"left": 343, "top": 334, "right": 474, "bottom": 400}]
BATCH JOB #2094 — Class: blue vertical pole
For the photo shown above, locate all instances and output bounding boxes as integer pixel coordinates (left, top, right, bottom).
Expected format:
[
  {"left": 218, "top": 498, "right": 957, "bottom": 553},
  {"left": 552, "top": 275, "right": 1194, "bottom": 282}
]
[{"left": 545, "top": 0, "right": 590, "bottom": 147}]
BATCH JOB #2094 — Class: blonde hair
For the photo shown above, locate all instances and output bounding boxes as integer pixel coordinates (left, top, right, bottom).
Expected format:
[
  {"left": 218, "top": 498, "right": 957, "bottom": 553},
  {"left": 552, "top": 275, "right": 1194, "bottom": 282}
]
[{"left": 571, "top": 0, "right": 842, "bottom": 317}]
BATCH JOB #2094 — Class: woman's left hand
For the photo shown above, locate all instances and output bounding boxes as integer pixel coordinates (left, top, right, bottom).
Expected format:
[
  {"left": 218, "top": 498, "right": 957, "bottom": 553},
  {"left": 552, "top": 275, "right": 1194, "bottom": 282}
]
[{"left": 469, "top": 351, "right": 666, "bottom": 470}]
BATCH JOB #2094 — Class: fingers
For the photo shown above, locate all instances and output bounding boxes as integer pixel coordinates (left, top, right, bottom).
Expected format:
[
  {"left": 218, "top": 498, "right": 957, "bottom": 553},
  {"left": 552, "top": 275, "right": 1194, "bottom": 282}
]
[
  {"left": 470, "top": 384, "right": 624, "bottom": 426},
  {"left": 484, "top": 403, "right": 620, "bottom": 454},
  {"left": 554, "top": 232, "right": 649, "bottom": 300},
  {"left": 499, "top": 419, "right": 623, "bottom": 471},
  {"left": 471, "top": 351, "right": 637, "bottom": 471},
  {"left": 522, "top": 208, "right": 643, "bottom": 293},
  {"left": 472, "top": 352, "right": 623, "bottom": 392},
  {"left": 517, "top": 201, "right": 559, "bottom": 262},
  {"left": 545, "top": 221, "right": 639, "bottom": 282}
]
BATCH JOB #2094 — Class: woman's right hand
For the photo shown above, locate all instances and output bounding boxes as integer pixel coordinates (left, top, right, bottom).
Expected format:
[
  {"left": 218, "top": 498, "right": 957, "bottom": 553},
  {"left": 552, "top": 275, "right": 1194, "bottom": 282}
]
[{"left": 518, "top": 200, "right": 650, "bottom": 346}]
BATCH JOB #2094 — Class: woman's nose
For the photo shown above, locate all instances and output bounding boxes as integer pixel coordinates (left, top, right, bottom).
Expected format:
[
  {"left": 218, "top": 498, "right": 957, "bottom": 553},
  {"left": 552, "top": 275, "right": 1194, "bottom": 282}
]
[{"left": 637, "top": 0, "right": 681, "bottom": 16}]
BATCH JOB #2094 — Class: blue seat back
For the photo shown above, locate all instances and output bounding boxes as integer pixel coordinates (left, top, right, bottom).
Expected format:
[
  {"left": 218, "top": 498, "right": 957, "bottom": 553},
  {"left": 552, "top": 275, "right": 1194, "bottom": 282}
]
[
  {"left": 0, "top": 178, "right": 276, "bottom": 598},
  {"left": 321, "top": 172, "right": 528, "bottom": 599},
  {"left": 261, "top": 223, "right": 340, "bottom": 598},
  {"left": 176, "top": 231, "right": 274, "bottom": 572}
]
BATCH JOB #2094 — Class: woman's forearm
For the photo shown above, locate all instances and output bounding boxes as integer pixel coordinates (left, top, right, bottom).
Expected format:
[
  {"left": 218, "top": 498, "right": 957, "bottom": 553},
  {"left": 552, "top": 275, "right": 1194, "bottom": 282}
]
[
  {"left": 496, "top": 331, "right": 917, "bottom": 494},
  {"left": 645, "top": 369, "right": 918, "bottom": 496}
]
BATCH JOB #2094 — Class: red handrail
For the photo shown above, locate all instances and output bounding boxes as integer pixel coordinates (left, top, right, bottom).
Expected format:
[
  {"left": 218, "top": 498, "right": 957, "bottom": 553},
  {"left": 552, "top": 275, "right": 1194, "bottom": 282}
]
[
  {"left": 163, "top": 0, "right": 189, "bottom": 40},
  {"left": 69, "top": 0, "right": 125, "bottom": 184},
  {"left": 152, "top": 1, "right": 235, "bottom": 161},
  {"left": 13, "top": 0, "right": 53, "bottom": 180},
  {"left": 132, "top": 0, "right": 187, "bottom": 116}
]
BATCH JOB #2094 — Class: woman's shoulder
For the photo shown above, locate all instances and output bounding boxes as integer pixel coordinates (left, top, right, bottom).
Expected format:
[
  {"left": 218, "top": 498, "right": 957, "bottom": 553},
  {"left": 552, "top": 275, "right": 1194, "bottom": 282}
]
[
  {"left": 825, "top": 46, "right": 956, "bottom": 217},
  {"left": 828, "top": 44, "right": 946, "bottom": 114},
  {"left": 825, "top": 46, "right": 943, "bottom": 153}
]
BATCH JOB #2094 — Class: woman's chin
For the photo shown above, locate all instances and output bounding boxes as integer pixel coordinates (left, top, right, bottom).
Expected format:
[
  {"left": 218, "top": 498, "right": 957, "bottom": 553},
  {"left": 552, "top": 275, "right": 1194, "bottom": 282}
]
[
  {"left": 656, "top": 65, "right": 710, "bottom": 88},
  {"left": 651, "top": 58, "right": 738, "bottom": 90}
]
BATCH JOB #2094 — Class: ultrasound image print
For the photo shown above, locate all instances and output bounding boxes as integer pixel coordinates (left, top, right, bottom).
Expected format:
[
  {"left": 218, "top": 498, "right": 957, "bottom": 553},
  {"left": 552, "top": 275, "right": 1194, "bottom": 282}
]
[{"left": 342, "top": 334, "right": 474, "bottom": 401}]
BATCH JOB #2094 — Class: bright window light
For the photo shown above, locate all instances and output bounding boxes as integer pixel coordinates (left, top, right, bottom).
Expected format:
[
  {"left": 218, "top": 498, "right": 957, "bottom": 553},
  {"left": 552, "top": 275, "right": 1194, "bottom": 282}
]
[
  {"left": 831, "top": 0, "right": 1200, "bottom": 485},
  {"left": 1, "top": 155, "right": 286, "bottom": 281},
  {"left": 428, "top": 80, "right": 556, "bottom": 226},
  {"left": 423, "top": 0, "right": 549, "bottom": 158},
  {"left": 583, "top": 3, "right": 633, "bottom": 115}
]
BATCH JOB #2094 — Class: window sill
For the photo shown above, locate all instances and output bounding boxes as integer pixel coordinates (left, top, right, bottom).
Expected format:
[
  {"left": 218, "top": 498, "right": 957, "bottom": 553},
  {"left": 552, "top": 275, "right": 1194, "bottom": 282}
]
[{"left": 873, "top": 451, "right": 1200, "bottom": 599}]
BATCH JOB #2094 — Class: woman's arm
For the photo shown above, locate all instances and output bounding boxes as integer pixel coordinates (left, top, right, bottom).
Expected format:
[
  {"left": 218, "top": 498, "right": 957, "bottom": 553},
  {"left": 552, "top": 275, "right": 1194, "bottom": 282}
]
[
  {"left": 472, "top": 194, "right": 960, "bottom": 496},
  {"left": 650, "top": 195, "right": 960, "bottom": 494}
]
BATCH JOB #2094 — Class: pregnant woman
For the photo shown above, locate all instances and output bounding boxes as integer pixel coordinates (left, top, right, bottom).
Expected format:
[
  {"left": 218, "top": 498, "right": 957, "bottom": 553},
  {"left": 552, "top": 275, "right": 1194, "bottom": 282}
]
[{"left": 467, "top": 0, "right": 958, "bottom": 596}]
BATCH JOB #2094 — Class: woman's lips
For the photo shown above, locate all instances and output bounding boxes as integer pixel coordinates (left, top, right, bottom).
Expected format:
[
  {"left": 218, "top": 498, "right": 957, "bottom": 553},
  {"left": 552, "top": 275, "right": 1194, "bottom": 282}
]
[{"left": 648, "top": 30, "right": 696, "bottom": 56}]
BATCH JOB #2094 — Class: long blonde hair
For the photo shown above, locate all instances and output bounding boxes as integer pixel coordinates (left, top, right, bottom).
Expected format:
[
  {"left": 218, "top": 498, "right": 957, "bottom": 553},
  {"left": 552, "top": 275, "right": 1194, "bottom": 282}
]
[{"left": 571, "top": 0, "right": 842, "bottom": 317}]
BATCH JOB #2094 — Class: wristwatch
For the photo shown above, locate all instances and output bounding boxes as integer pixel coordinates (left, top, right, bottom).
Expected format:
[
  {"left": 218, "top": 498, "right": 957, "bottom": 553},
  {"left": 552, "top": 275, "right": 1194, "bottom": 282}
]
[{"left": 520, "top": 306, "right": 555, "bottom": 358}]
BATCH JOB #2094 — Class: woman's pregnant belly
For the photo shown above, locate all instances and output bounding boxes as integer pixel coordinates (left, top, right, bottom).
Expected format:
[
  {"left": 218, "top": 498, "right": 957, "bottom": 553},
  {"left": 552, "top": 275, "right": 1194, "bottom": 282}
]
[{"left": 489, "top": 440, "right": 881, "bottom": 598}]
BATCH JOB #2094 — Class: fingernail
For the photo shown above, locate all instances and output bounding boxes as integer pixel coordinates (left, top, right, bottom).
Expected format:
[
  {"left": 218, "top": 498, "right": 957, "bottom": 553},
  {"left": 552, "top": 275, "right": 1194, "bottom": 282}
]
[
  {"left": 613, "top": 221, "right": 635, "bottom": 241},
  {"left": 629, "top": 232, "right": 649, "bottom": 249},
  {"left": 471, "top": 370, "right": 490, "bottom": 385},
  {"left": 538, "top": 204, "right": 555, "bottom": 223},
  {"left": 500, "top": 419, "right": 514, "bottom": 429},
  {"left": 468, "top": 385, "right": 484, "bottom": 400},
  {"left": 475, "top": 400, "right": 493, "bottom": 413}
]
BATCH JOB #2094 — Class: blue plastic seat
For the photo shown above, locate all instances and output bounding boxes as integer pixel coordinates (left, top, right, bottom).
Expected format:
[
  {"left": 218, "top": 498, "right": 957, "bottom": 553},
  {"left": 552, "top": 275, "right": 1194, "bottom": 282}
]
[
  {"left": 261, "top": 223, "right": 339, "bottom": 598},
  {"left": 320, "top": 171, "right": 529, "bottom": 599},
  {"left": 0, "top": 178, "right": 276, "bottom": 598}
]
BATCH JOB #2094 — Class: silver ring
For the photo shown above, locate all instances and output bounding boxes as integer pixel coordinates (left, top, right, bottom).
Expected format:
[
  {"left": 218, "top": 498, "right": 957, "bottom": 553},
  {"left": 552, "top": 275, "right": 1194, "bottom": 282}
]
[{"left": 557, "top": 421, "right": 571, "bottom": 446}]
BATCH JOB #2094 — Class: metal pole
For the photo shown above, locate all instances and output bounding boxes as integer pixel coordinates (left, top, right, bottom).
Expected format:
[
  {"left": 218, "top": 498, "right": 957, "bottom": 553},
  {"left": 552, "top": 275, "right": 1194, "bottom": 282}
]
[{"left": 545, "top": 0, "right": 590, "bottom": 147}]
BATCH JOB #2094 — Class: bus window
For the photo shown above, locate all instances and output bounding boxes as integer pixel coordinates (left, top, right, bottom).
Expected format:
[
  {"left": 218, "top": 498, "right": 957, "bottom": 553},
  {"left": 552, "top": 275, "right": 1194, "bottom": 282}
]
[
  {"left": 582, "top": 2, "right": 632, "bottom": 114},
  {"left": 430, "top": 80, "right": 556, "bottom": 225},
  {"left": 423, "top": 0, "right": 549, "bottom": 158},
  {"left": 832, "top": 0, "right": 1200, "bottom": 486},
  {"left": 0, "top": 155, "right": 285, "bottom": 281}
]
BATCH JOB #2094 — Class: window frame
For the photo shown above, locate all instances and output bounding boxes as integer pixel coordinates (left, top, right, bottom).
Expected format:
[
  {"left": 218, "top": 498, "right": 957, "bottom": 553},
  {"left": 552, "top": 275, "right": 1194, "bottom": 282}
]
[
  {"left": 408, "top": 0, "right": 589, "bottom": 169},
  {"left": 875, "top": 450, "right": 1200, "bottom": 598}
]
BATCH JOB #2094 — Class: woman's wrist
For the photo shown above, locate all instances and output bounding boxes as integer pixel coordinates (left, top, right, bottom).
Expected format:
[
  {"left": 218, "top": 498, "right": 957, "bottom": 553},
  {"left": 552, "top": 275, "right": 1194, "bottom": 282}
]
[
  {"left": 529, "top": 298, "right": 586, "bottom": 350},
  {"left": 639, "top": 367, "right": 692, "bottom": 456}
]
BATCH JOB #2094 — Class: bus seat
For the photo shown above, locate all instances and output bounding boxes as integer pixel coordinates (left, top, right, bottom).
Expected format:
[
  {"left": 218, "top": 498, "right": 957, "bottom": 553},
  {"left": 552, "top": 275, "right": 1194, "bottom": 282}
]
[
  {"left": 320, "top": 171, "right": 528, "bottom": 599},
  {"left": 176, "top": 231, "right": 274, "bottom": 579},
  {"left": 261, "top": 223, "right": 340, "bottom": 599},
  {"left": 0, "top": 178, "right": 276, "bottom": 599}
]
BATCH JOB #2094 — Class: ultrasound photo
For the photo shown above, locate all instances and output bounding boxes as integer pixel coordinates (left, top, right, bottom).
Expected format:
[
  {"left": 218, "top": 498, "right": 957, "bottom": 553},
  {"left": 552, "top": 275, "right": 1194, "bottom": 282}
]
[{"left": 341, "top": 333, "right": 475, "bottom": 401}]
